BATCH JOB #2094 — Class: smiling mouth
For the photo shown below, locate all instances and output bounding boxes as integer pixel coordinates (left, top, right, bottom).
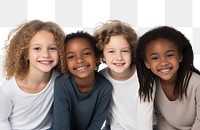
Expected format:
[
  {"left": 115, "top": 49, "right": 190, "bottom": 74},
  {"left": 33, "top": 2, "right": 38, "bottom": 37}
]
[
  {"left": 114, "top": 63, "right": 125, "bottom": 66},
  {"left": 158, "top": 67, "right": 172, "bottom": 74},
  {"left": 39, "top": 61, "right": 53, "bottom": 64},
  {"left": 74, "top": 65, "right": 89, "bottom": 71}
]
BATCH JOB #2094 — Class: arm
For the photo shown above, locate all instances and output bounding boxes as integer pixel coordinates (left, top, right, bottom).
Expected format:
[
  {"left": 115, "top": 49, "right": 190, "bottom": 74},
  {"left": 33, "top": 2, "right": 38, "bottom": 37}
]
[
  {"left": 101, "top": 117, "right": 111, "bottom": 130},
  {"left": 191, "top": 82, "right": 200, "bottom": 130},
  {"left": 0, "top": 87, "right": 12, "bottom": 130},
  {"left": 87, "top": 85, "right": 112, "bottom": 130},
  {"left": 137, "top": 82, "right": 157, "bottom": 130},
  {"left": 53, "top": 78, "right": 70, "bottom": 130},
  {"left": 137, "top": 100, "right": 154, "bottom": 130}
]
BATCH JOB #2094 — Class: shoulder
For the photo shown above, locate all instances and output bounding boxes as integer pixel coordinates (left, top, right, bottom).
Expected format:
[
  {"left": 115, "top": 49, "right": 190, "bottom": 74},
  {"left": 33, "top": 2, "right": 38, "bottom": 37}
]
[
  {"left": 186, "top": 72, "right": 200, "bottom": 94},
  {"left": 96, "top": 72, "right": 111, "bottom": 84},
  {"left": 52, "top": 70, "right": 60, "bottom": 76},
  {"left": 99, "top": 67, "right": 109, "bottom": 75},
  {"left": 55, "top": 72, "right": 70, "bottom": 81},
  {"left": 0, "top": 77, "right": 17, "bottom": 97},
  {"left": 189, "top": 72, "right": 200, "bottom": 87},
  {"left": 54, "top": 73, "right": 72, "bottom": 89},
  {"left": 190, "top": 72, "right": 200, "bottom": 80},
  {"left": 1, "top": 77, "right": 15, "bottom": 88},
  {"left": 99, "top": 67, "right": 111, "bottom": 80},
  {"left": 95, "top": 72, "right": 113, "bottom": 91}
]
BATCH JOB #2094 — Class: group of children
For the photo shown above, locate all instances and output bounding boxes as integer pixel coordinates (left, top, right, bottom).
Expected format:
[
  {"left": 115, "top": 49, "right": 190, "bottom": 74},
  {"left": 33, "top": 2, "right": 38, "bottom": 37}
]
[{"left": 0, "top": 19, "right": 199, "bottom": 130}]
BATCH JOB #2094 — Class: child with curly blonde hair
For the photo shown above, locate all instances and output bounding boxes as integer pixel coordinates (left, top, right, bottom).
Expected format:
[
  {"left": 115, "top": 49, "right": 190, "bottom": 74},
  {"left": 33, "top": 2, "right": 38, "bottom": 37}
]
[{"left": 0, "top": 19, "right": 65, "bottom": 130}]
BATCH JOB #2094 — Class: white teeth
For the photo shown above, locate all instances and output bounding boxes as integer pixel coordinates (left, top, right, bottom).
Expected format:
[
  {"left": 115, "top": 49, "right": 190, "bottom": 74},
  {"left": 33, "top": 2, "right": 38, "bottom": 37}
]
[
  {"left": 40, "top": 61, "right": 51, "bottom": 64},
  {"left": 160, "top": 69, "right": 170, "bottom": 72},
  {"left": 76, "top": 66, "right": 87, "bottom": 71},
  {"left": 115, "top": 63, "right": 124, "bottom": 66}
]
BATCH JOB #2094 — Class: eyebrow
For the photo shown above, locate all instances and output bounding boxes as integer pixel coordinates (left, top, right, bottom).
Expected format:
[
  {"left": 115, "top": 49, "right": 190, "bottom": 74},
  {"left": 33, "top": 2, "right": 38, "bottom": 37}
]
[
  {"left": 30, "top": 43, "right": 57, "bottom": 46},
  {"left": 149, "top": 50, "right": 175, "bottom": 56},
  {"left": 66, "top": 48, "right": 93, "bottom": 55},
  {"left": 106, "top": 47, "right": 130, "bottom": 50}
]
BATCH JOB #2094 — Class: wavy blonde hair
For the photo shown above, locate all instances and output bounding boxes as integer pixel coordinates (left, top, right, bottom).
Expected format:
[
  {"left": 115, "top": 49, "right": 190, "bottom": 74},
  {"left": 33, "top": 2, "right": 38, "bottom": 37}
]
[
  {"left": 93, "top": 20, "right": 138, "bottom": 64},
  {"left": 3, "top": 20, "right": 66, "bottom": 80}
]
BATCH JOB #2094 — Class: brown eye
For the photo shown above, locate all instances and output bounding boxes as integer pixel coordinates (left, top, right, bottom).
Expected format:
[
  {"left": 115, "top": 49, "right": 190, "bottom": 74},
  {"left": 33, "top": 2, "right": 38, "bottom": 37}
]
[
  {"left": 83, "top": 52, "right": 91, "bottom": 56},
  {"left": 67, "top": 55, "right": 74, "bottom": 59},
  {"left": 151, "top": 56, "right": 158, "bottom": 60},
  {"left": 33, "top": 47, "right": 40, "bottom": 50},
  {"left": 122, "top": 50, "right": 130, "bottom": 53},
  {"left": 108, "top": 50, "right": 114, "bottom": 54},
  {"left": 167, "top": 53, "right": 174, "bottom": 57},
  {"left": 49, "top": 47, "right": 57, "bottom": 51}
]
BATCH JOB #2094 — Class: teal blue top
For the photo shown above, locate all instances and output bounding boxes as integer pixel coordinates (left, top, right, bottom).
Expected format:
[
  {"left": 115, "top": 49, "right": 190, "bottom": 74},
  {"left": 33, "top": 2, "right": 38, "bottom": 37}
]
[{"left": 53, "top": 72, "right": 113, "bottom": 130}]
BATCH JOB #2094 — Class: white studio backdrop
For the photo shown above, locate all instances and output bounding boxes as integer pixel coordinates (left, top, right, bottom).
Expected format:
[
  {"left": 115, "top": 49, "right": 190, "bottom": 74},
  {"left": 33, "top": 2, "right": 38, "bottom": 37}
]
[{"left": 0, "top": 0, "right": 200, "bottom": 84}]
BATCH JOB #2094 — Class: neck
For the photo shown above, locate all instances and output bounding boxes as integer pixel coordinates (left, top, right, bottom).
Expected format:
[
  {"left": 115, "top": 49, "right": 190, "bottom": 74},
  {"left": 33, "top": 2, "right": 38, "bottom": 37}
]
[
  {"left": 160, "top": 75, "right": 178, "bottom": 101},
  {"left": 26, "top": 70, "right": 52, "bottom": 84},
  {"left": 75, "top": 72, "right": 96, "bottom": 94},
  {"left": 16, "top": 71, "right": 52, "bottom": 93},
  {"left": 160, "top": 73, "right": 177, "bottom": 88}
]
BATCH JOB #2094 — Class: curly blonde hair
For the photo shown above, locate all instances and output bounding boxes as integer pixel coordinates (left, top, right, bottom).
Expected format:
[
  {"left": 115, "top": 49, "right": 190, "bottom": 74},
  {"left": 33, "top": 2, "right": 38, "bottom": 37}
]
[
  {"left": 3, "top": 19, "right": 66, "bottom": 80},
  {"left": 93, "top": 20, "right": 138, "bottom": 64}
]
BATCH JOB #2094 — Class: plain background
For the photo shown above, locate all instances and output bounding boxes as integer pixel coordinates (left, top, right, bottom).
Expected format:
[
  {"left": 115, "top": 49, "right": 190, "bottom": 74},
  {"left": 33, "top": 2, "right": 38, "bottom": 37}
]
[{"left": 0, "top": 0, "right": 199, "bottom": 84}]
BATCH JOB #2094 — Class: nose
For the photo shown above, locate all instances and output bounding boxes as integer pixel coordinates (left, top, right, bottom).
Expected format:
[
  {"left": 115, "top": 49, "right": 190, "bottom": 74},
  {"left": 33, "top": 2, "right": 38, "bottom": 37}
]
[
  {"left": 76, "top": 55, "right": 85, "bottom": 64},
  {"left": 160, "top": 57, "right": 168, "bottom": 66},
  {"left": 42, "top": 49, "right": 50, "bottom": 58},
  {"left": 116, "top": 52, "right": 123, "bottom": 61}
]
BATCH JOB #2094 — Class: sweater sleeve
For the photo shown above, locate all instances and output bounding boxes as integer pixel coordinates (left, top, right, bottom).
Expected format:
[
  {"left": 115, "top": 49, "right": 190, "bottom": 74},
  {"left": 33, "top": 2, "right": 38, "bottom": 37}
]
[
  {"left": 87, "top": 83, "right": 112, "bottom": 130},
  {"left": 0, "top": 87, "right": 12, "bottom": 130},
  {"left": 191, "top": 81, "right": 200, "bottom": 130},
  {"left": 53, "top": 77, "right": 70, "bottom": 130},
  {"left": 137, "top": 100, "right": 154, "bottom": 130}
]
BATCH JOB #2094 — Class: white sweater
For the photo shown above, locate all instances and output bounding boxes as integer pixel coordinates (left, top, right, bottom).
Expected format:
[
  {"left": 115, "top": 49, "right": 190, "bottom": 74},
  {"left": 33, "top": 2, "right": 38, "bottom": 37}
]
[
  {"left": 0, "top": 71, "right": 58, "bottom": 130},
  {"left": 100, "top": 67, "right": 154, "bottom": 130}
]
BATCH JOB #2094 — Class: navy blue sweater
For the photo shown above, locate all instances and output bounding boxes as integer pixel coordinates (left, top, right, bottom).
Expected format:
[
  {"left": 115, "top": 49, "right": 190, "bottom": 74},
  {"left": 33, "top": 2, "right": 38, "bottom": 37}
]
[{"left": 53, "top": 72, "right": 112, "bottom": 130}]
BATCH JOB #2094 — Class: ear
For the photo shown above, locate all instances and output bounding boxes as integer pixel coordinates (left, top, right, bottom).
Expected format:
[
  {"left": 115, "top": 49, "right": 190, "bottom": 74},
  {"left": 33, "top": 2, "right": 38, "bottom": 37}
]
[
  {"left": 144, "top": 60, "right": 151, "bottom": 69},
  {"left": 179, "top": 53, "right": 183, "bottom": 63}
]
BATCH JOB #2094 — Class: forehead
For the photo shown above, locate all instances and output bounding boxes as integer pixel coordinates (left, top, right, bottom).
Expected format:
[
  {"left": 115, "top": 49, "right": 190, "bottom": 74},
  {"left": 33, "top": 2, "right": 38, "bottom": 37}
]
[
  {"left": 146, "top": 38, "right": 178, "bottom": 53},
  {"left": 106, "top": 35, "right": 130, "bottom": 48},
  {"left": 30, "top": 30, "right": 55, "bottom": 45},
  {"left": 65, "top": 38, "right": 93, "bottom": 51}
]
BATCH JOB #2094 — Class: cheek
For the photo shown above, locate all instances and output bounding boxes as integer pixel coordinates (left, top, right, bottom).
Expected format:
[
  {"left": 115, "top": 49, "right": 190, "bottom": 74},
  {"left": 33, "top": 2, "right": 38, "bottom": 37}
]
[
  {"left": 102, "top": 56, "right": 106, "bottom": 62},
  {"left": 55, "top": 53, "right": 59, "bottom": 60},
  {"left": 103, "top": 56, "right": 112, "bottom": 63},
  {"left": 66, "top": 60, "right": 72, "bottom": 68},
  {"left": 90, "top": 56, "right": 98, "bottom": 64},
  {"left": 126, "top": 54, "right": 132, "bottom": 61}
]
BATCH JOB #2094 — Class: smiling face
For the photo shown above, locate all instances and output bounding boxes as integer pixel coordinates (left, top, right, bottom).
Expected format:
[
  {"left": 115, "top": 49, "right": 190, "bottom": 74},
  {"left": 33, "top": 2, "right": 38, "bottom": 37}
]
[
  {"left": 65, "top": 38, "right": 97, "bottom": 80},
  {"left": 103, "top": 35, "right": 132, "bottom": 77},
  {"left": 28, "top": 30, "right": 59, "bottom": 73},
  {"left": 144, "top": 38, "right": 183, "bottom": 83}
]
